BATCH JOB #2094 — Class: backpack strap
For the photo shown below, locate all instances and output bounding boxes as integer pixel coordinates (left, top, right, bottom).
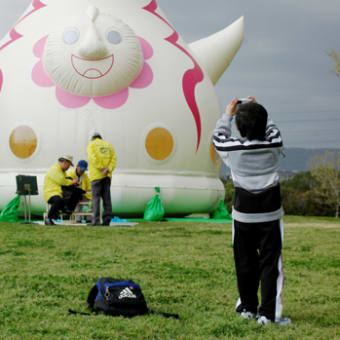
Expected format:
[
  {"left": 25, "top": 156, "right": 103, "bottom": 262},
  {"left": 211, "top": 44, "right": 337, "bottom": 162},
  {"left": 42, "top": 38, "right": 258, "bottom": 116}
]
[
  {"left": 148, "top": 310, "right": 180, "bottom": 319},
  {"left": 68, "top": 309, "right": 92, "bottom": 316},
  {"left": 68, "top": 309, "right": 180, "bottom": 319}
]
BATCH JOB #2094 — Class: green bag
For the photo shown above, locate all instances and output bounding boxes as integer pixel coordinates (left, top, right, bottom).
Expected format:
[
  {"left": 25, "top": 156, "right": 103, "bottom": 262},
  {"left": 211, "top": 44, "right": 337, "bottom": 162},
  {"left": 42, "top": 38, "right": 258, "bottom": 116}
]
[
  {"left": 0, "top": 195, "right": 21, "bottom": 223},
  {"left": 143, "top": 187, "right": 165, "bottom": 221},
  {"left": 211, "top": 200, "right": 231, "bottom": 220}
]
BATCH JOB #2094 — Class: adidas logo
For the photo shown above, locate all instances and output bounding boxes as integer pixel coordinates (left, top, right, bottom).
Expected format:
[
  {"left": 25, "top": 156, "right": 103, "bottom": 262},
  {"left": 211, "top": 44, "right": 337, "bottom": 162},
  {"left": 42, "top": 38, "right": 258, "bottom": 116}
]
[{"left": 118, "top": 287, "right": 137, "bottom": 299}]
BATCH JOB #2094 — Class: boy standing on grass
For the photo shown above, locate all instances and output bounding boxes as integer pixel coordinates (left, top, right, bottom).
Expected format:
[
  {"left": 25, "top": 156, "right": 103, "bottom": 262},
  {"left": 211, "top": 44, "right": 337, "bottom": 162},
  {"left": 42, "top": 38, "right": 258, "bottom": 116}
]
[{"left": 212, "top": 96, "right": 291, "bottom": 326}]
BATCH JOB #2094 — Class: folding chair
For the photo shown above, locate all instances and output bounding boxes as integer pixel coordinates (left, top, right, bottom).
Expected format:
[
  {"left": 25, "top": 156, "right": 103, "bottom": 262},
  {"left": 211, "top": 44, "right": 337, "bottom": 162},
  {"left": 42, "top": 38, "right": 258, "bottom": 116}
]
[
  {"left": 43, "top": 203, "right": 69, "bottom": 223},
  {"left": 71, "top": 200, "right": 93, "bottom": 223}
]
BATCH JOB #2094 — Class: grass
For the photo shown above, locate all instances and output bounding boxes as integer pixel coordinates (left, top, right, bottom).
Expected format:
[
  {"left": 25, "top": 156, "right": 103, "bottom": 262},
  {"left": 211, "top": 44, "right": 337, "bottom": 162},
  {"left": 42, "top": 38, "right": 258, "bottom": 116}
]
[{"left": 0, "top": 216, "right": 339, "bottom": 339}]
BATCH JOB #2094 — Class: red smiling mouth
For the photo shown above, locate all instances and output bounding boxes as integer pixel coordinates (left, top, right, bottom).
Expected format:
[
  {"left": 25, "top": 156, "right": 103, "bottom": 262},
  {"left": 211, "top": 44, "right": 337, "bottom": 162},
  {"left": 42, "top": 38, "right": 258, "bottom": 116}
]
[{"left": 71, "top": 54, "right": 114, "bottom": 79}]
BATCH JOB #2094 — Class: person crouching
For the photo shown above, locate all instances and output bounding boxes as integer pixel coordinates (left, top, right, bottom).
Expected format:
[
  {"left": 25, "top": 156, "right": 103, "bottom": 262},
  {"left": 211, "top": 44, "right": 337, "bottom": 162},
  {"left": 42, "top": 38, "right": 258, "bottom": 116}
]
[{"left": 43, "top": 155, "right": 80, "bottom": 225}]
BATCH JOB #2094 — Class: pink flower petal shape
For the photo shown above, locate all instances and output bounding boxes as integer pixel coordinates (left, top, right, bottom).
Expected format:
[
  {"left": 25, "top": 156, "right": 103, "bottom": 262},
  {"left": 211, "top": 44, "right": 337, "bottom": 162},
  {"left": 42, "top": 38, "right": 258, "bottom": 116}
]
[
  {"left": 19, "top": 0, "right": 46, "bottom": 24},
  {"left": 130, "top": 63, "right": 153, "bottom": 89},
  {"left": 9, "top": 28, "right": 22, "bottom": 41},
  {"left": 32, "top": 0, "right": 45, "bottom": 9},
  {"left": 93, "top": 88, "right": 129, "bottom": 109},
  {"left": 56, "top": 87, "right": 91, "bottom": 109},
  {"left": 33, "top": 35, "right": 48, "bottom": 58},
  {"left": 138, "top": 37, "right": 153, "bottom": 60},
  {"left": 32, "top": 60, "right": 54, "bottom": 87}
]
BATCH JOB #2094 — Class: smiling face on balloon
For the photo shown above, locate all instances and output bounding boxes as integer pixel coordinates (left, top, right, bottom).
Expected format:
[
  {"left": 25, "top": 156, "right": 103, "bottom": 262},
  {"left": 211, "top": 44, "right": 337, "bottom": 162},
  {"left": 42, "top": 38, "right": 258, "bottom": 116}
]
[{"left": 42, "top": 6, "right": 144, "bottom": 97}]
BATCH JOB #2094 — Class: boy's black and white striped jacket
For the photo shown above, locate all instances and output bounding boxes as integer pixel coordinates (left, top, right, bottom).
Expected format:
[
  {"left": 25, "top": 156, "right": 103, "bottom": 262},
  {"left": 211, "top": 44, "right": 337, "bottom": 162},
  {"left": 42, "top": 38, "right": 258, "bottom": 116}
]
[{"left": 212, "top": 114, "right": 285, "bottom": 223}]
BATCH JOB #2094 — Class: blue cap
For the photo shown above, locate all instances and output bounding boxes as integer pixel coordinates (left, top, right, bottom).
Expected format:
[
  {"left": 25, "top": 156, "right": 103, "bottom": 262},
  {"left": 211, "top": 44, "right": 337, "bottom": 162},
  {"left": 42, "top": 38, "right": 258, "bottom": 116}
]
[{"left": 77, "top": 160, "right": 88, "bottom": 171}]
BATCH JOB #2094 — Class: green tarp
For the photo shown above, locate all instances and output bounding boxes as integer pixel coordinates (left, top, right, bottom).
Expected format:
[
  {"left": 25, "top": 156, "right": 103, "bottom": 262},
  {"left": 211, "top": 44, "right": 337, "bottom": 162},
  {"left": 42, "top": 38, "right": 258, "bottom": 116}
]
[
  {"left": 0, "top": 195, "right": 20, "bottom": 223},
  {"left": 211, "top": 200, "right": 231, "bottom": 220}
]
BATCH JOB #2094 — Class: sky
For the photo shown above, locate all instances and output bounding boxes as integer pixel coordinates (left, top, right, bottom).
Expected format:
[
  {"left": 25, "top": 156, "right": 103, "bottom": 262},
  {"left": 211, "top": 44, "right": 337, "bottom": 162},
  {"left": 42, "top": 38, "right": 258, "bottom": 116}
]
[{"left": 1, "top": 0, "right": 339, "bottom": 149}]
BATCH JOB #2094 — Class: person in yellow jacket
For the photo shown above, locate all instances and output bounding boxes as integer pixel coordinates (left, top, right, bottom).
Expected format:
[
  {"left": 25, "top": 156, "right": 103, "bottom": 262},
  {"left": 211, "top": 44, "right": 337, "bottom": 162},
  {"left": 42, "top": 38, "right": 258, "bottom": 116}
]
[
  {"left": 66, "top": 160, "right": 92, "bottom": 223},
  {"left": 87, "top": 133, "right": 117, "bottom": 225},
  {"left": 66, "top": 160, "right": 92, "bottom": 201},
  {"left": 43, "top": 155, "right": 79, "bottom": 225}
]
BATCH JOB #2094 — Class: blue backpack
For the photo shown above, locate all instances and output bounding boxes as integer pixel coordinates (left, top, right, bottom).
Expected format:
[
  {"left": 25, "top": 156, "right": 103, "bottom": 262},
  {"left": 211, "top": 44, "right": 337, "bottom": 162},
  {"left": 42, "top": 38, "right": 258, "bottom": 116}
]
[
  {"left": 69, "top": 277, "right": 179, "bottom": 319},
  {"left": 87, "top": 277, "right": 148, "bottom": 317}
]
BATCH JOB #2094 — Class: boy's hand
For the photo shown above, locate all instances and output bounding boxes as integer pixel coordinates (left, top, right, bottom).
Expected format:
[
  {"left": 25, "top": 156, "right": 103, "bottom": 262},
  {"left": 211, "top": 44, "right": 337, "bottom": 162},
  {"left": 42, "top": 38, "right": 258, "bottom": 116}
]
[
  {"left": 248, "top": 96, "right": 257, "bottom": 103},
  {"left": 226, "top": 98, "right": 239, "bottom": 116},
  {"left": 226, "top": 96, "right": 257, "bottom": 116},
  {"left": 72, "top": 179, "right": 79, "bottom": 186}
]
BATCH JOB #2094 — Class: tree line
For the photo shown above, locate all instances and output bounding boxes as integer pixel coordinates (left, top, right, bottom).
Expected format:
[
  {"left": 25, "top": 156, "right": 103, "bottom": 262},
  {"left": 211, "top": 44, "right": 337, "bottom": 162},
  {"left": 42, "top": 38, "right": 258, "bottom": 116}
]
[{"left": 223, "top": 152, "right": 340, "bottom": 218}]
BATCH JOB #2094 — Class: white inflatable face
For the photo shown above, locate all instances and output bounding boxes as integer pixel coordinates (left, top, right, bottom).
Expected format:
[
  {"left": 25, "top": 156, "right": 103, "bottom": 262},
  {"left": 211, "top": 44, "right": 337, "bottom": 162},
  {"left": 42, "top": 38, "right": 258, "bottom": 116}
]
[{"left": 42, "top": 6, "right": 144, "bottom": 97}]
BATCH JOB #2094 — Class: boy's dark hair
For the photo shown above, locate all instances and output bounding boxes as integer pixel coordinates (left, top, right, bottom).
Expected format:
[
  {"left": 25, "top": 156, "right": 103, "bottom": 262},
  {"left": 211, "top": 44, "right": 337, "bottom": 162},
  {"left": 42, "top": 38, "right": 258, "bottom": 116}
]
[
  {"left": 235, "top": 102, "right": 268, "bottom": 141},
  {"left": 92, "top": 134, "right": 102, "bottom": 140}
]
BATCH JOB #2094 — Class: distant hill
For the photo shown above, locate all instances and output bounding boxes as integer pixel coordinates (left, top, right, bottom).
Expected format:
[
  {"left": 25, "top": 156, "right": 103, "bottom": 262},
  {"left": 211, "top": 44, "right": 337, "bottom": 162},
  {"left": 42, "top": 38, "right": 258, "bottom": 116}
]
[{"left": 280, "top": 148, "right": 340, "bottom": 171}]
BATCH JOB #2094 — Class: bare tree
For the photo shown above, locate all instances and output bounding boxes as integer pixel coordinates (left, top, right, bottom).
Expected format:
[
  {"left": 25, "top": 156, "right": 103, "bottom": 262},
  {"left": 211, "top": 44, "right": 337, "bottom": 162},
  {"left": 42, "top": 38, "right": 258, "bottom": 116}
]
[
  {"left": 308, "top": 152, "right": 340, "bottom": 218},
  {"left": 328, "top": 49, "right": 340, "bottom": 78}
]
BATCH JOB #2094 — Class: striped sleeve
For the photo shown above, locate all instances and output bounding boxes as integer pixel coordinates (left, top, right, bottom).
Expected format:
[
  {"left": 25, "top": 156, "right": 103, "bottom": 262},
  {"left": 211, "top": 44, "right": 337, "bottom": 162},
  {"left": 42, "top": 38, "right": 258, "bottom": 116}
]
[
  {"left": 212, "top": 114, "right": 246, "bottom": 152},
  {"left": 212, "top": 115, "right": 283, "bottom": 153},
  {"left": 265, "top": 119, "right": 283, "bottom": 145}
]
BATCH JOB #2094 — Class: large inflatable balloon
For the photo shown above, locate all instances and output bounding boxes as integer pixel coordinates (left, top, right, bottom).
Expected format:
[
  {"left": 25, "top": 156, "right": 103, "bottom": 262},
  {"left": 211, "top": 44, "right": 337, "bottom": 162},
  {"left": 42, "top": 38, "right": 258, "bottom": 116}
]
[{"left": 0, "top": 0, "right": 244, "bottom": 216}]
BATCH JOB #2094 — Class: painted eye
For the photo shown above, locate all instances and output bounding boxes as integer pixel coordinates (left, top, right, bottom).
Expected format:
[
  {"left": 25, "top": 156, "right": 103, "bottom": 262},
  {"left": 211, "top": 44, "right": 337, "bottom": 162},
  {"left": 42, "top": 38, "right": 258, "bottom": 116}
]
[
  {"left": 63, "top": 28, "right": 80, "bottom": 45},
  {"left": 107, "top": 30, "right": 122, "bottom": 44}
]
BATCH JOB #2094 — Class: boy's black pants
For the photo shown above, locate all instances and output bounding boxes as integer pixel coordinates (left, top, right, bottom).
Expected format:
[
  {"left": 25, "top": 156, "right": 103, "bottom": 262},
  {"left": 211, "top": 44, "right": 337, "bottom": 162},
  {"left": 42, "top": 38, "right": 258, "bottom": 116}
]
[{"left": 233, "top": 219, "right": 284, "bottom": 321}]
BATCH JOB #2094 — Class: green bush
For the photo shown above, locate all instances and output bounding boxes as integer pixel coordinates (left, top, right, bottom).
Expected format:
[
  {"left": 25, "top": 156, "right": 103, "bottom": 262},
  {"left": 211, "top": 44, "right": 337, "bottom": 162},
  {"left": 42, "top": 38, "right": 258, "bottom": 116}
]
[
  {"left": 224, "top": 172, "right": 335, "bottom": 217},
  {"left": 223, "top": 179, "right": 234, "bottom": 213},
  {"left": 281, "top": 171, "right": 334, "bottom": 216}
]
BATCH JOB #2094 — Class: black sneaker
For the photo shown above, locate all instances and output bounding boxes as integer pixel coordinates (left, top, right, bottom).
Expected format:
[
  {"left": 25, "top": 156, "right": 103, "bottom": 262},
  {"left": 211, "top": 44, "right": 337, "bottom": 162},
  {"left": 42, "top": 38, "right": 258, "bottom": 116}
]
[
  {"left": 237, "top": 308, "right": 256, "bottom": 320},
  {"left": 45, "top": 218, "right": 55, "bottom": 226},
  {"left": 257, "top": 315, "right": 291, "bottom": 326},
  {"left": 236, "top": 303, "right": 257, "bottom": 319}
]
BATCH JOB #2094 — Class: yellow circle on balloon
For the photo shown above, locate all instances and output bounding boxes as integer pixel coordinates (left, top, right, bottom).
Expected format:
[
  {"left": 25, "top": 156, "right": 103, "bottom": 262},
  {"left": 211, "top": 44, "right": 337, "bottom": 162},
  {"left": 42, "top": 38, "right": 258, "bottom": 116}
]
[
  {"left": 145, "top": 127, "right": 174, "bottom": 161},
  {"left": 9, "top": 125, "right": 37, "bottom": 159}
]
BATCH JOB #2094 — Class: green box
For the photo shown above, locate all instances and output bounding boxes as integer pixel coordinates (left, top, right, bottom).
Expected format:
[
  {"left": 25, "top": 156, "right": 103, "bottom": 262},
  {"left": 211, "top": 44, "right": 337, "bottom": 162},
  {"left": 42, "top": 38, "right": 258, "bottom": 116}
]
[{"left": 16, "top": 175, "right": 38, "bottom": 196}]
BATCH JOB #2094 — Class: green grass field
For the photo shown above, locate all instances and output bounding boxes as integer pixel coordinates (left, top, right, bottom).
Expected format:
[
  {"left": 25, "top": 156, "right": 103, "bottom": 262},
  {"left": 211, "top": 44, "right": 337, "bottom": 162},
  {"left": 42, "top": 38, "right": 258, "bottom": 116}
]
[{"left": 1, "top": 216, "right": 339, "bottom": 339}]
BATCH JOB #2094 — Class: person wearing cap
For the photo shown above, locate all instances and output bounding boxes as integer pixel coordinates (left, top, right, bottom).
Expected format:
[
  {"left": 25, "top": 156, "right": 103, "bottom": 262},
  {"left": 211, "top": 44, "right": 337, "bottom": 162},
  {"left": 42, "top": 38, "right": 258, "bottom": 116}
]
[
  {"left": 43, "top": 156, "right": 79, "bottom": 225},
  {"left": 66, "top": 160, "right": 92, "bottom": 201},
  {"left": 66, "top": 160, "right": 92, "bottom": 222},
  {"left": 87, "top": 133, "right": 117, "bottom": 226}
]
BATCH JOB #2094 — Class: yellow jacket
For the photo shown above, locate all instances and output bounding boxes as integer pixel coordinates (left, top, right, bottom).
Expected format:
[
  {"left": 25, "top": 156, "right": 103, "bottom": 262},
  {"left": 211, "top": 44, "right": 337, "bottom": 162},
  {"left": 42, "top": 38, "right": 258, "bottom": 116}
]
[
  {"left": 43, "top": 162, "right": 73, "bottom": 202},
  {"left": 87, "top": 138, "right": 117, "bottom": 182},
  {"left": 66, "top": 168, "right": 92, "bottom": 200}
]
